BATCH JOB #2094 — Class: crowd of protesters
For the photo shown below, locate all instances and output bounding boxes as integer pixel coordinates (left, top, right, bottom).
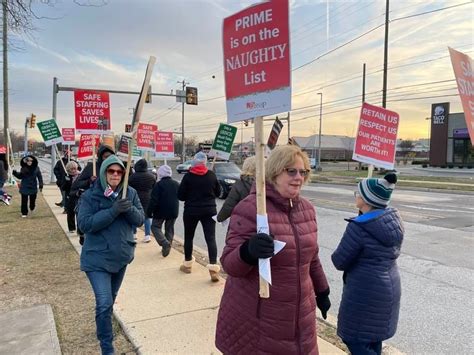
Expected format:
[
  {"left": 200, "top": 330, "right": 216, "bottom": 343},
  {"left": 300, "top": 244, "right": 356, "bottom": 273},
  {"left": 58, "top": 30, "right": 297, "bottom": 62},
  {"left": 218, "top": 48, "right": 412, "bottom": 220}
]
[{"left": 1, "top": 143, "right": 404, "bottom": 355}]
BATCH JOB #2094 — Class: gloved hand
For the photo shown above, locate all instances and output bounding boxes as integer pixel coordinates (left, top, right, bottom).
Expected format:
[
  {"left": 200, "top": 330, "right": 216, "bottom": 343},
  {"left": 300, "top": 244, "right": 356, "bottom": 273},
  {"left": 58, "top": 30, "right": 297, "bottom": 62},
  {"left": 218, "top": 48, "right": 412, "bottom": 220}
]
[
  {"left": 316, "top": 288, "right": 331, "bottom": 320},
  {"left": 76, "top": 188, "right": 85, "bottom": 197},
  {"left": 240, "top": 233, "right": 274, "bottom": 265},
  {"left": 113, "top": 199, "right": 131, "bottom": 214}
]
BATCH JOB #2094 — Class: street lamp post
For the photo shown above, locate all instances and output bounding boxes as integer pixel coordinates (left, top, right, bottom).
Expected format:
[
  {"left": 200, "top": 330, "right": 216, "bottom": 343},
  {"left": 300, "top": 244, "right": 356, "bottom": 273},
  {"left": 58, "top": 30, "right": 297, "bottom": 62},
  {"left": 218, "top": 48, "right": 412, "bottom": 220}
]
[
  {"left": 317, "top": 92, "right": 323, "bottom": 171},
  {"left": 425, "top": 116, "right": 431, "bottom": 164}
]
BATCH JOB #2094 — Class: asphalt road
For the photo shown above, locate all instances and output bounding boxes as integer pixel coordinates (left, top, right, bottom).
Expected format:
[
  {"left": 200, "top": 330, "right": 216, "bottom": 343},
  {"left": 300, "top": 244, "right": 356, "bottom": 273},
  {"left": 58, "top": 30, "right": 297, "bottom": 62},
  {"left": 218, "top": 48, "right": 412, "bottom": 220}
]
[{"left": 35, "top": 158, "right": 474, "bottom": 354}]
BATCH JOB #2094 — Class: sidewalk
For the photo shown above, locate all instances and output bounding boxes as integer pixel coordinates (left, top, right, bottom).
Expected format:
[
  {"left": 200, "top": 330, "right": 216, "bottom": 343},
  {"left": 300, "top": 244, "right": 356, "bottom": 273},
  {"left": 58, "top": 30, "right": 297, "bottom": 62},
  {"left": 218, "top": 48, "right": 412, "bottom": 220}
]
[{"left": 42, "top": 184, "right": 345, "bottom": 354}]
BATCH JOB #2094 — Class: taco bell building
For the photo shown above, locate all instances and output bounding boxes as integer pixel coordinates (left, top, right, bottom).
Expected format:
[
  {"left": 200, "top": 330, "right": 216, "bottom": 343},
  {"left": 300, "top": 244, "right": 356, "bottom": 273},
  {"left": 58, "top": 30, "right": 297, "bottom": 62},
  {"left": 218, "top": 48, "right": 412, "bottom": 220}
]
[{"left": 429, "top": 102, "right": 473, "bottom": 167}]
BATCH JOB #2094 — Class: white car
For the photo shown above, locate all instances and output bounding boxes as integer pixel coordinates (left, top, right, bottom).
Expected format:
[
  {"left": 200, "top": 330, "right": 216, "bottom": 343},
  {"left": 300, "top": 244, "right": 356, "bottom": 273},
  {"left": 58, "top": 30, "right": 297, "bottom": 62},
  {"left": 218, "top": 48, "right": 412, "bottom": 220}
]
[{"left": 176, "top": 160, "right": 193, "bottom": 174}]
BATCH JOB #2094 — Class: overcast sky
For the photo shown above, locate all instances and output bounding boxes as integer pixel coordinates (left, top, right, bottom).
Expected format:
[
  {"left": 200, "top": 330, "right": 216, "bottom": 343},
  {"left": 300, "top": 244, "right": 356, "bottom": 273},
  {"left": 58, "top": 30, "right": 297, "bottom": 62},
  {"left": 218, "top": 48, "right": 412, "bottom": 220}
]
[{"left": 3, "top": 0, "right": 473, "bottom": 144}]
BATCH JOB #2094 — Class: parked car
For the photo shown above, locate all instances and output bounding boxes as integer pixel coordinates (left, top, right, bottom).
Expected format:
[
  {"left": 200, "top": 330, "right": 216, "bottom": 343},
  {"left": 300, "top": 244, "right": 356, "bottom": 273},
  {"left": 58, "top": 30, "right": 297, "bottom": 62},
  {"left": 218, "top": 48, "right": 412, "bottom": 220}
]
[
  {"left": 176, "top": 160, "right": 193, "bottom": 174},
  {"left": 208, "top": 161, "right": 241, "bottom": 199}
]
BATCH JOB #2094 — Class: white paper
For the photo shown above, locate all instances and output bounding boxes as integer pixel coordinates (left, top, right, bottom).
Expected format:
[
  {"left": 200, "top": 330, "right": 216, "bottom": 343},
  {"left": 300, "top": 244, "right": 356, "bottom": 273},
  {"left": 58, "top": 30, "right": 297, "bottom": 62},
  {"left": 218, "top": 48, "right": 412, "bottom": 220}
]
[
  {"left": 212, "top": 215, "right": 230, "bottom": 228},
  {"left": 259, "top": 240, "right": 286, "bottom": 285}
]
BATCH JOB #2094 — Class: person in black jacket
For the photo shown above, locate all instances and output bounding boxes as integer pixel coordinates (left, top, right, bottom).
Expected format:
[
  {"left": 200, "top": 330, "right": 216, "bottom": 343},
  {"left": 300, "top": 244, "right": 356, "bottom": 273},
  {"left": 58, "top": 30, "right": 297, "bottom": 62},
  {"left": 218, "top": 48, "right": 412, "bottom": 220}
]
[
  {"left": 129, "top": 158, "right": 155, "bottom": 243},
  {"left": 12, "top": 155, "right": 43, "bottom": 217},
  {"left": 0, "top": 153, "right": 10, "bottom": 205},
  {"left": 53, "top": 150, "right": 70, "bottom": 208},
  {"left": 178, "top": 152, "right": 221, "bottom": 282},
  {"left": 62, "top": 161, "right": 80, "bottom": 233},
  {"left": 147, "top": 165, "right": 179, "bottom": 257}
]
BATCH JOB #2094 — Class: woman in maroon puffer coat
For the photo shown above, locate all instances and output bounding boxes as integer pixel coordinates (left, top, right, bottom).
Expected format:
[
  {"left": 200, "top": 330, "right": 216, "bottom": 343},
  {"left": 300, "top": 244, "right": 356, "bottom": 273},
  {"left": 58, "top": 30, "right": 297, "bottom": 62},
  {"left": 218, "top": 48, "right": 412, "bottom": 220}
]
[{"left": 216, "top": 145, "right": 331, "bottom": 354}]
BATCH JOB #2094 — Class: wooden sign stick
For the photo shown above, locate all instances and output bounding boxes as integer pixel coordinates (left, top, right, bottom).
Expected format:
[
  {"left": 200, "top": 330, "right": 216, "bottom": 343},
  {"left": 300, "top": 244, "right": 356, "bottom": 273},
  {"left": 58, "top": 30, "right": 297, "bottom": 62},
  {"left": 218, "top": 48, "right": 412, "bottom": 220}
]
[
  {"left": 92, "top": 134, "right": 97, "bottom": 177},
  {"left": 122, "top": 56, "right": 156, "bottom": 199},
  {"left": 255, "top": 116, "right": 270, "bottom": 298},
  {"left": 54, "top": 145, "right": 67, "bottom": 174}
]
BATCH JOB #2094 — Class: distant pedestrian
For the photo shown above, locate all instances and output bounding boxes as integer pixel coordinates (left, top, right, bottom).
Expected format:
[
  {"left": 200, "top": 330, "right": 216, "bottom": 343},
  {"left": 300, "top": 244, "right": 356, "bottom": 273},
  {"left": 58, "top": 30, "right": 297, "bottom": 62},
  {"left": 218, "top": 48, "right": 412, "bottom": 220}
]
[
  {"left": 0, "top": 152, "right": 11, "bottom": 205},
  {"left": 129, "top": 158, "right": 155, "bottom": 243},
  {"left": 332, "top": 173, "right": 404, "bottom": 355},
  {"left": 215, "top": 145, "right": 330, "bottom": 354},
  {"left": 62, "top": 161, "right": 80, "bottom": 233},
  {"left": 78, "top": 155, "right": 144, "bottom": 355},
  {"left": 216, "top": 155, "right": 256, "bottom": 222},
  {"left": 147, "top": 165, "right": 180, "bottom": 257},
  {"left": 178, "top": 152, "right": 221, "bottom": 282},
  {"left": 12, "top": 155, "right": 43, "bottom": 217},
  {"left": 53, "top": 150, "right": 70, "bottom": 208}
]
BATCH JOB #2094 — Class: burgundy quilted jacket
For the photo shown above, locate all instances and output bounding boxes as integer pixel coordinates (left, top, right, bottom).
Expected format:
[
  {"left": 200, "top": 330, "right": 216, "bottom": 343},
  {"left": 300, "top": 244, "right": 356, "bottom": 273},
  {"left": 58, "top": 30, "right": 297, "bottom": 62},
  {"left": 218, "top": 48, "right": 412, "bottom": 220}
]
[{"left": 215, "top": 183, "right": 329, "bottom": 354}]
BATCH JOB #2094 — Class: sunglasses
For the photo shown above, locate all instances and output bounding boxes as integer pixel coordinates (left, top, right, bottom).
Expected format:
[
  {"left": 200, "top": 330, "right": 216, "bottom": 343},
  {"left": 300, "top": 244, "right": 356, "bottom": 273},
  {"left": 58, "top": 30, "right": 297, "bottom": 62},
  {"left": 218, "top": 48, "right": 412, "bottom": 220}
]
[
  {"left": 284, "top": 168, "right": 310, "bottom": 177},
  {"left": 107, "top": 168, "right": 124, "bottom": 176}
]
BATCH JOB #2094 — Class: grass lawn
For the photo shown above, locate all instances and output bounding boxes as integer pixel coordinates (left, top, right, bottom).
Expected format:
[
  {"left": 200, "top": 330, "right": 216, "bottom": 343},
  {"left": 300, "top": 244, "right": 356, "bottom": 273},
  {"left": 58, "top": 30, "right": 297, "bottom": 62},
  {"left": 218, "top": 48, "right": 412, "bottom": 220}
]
[{"left": 0, "top": 187, "right": 136, "bottom": 354}]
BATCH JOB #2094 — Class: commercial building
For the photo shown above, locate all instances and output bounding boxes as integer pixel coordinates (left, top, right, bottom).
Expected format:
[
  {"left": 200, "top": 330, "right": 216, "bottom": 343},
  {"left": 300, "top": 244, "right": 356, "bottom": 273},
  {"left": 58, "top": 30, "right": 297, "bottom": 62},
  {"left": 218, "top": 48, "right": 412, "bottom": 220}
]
[{"left": 429, "top": 102, "right": 473, "bottom": 167}]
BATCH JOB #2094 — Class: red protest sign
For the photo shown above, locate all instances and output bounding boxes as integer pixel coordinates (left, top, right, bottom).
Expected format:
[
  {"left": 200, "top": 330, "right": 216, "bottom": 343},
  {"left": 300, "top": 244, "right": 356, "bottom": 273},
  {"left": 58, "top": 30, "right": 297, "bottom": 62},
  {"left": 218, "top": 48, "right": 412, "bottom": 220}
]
[
  {"left": 136, "top": 123, "right": 157, "bottom": 151},
  {"left": 449, "top": 47, "right": 474, "bottom": 144},
  {"left": 62, "top": 128, "right": 76, "bottom": 145},
  {"left": 77, "top": 134, "right": 100, "bottom": 160},
  {"left": 223, "top": 0, "right": 291, "bottom": 122},
  {"left": 352, "top": 103, "right": 400, "bottom": 170},
  {"left": 155, "top": 131, "right": 174, "bottom": 159},
  {"left": 0, "top": 145, "right": 6, "bottom": 154},
  {"left": 74, "top": 90, "right": 111, "bottom": 134}
]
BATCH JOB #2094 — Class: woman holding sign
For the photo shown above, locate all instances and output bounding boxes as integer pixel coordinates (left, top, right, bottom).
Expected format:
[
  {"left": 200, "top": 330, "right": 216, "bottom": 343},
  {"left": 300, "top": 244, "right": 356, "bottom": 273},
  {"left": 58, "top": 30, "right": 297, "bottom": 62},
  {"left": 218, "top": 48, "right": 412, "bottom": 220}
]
[
  {"left": 78, "top": 155, "right": 144, "bottom": 355},
  {"left": 216, "top": 145, "right": 330, "bottom": 354}
]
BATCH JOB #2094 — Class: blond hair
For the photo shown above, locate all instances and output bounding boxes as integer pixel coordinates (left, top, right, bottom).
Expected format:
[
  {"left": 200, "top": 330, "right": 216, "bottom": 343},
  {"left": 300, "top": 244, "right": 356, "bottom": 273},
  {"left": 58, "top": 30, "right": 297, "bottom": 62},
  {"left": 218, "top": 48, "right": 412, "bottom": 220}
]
[
  {"left": 65, "top": 161, "right": 78, "bottom": 174},
  {"left": 241, "top": 156, "right": 256, "bottom": 177},
  {"left": 265, "top": 145, "right": 311, "bottom": 184}
]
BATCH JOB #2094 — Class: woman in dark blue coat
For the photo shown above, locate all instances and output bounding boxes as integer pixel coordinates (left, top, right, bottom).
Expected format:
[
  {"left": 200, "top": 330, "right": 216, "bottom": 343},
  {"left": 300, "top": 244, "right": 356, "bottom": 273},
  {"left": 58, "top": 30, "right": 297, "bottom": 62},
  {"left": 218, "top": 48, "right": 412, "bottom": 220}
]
[
  {"left": 12, "top": 155, "right": 43, "bottom": 217},
  {"left": 78, "top": 155, "right": 144, "bottom": 355},
  {"left": 332, "top": 173, "right": 404, "bottom": 355}
]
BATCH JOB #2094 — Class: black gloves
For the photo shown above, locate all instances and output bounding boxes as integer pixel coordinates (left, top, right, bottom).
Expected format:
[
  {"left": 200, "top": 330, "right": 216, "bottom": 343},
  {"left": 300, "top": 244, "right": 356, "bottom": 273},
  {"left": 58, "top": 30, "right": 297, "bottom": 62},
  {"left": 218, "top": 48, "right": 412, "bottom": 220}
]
[
  {"left": 316, "top": 288, "right": 331, "bottom": 320},
  {"left": 240, "top": 233, "right": 274, "bottom": 265},
  {"left": 113, "top": 199, "right": 131, "bottom": 214}
]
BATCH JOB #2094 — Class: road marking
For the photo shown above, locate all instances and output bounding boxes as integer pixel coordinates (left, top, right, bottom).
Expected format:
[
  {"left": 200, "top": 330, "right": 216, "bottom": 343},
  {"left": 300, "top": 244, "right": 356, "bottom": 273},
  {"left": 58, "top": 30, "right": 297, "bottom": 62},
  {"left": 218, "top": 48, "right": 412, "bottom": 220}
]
[{"left": 401, "top": 204, "right": 474, "bottom": 214}]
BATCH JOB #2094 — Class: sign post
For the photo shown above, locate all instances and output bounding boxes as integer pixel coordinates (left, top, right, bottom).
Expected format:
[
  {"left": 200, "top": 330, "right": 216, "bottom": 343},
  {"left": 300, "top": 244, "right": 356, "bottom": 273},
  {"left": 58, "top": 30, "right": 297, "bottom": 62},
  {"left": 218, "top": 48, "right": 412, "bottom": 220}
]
[
  {"left": 352, "top": 102, "right": 400, "bottom": 171},
  {"left": 209, "top": 123, "right": 238, "bottom": 161},
  {"left": 223, "top": 0, "right": 291, "bottom": 299}
]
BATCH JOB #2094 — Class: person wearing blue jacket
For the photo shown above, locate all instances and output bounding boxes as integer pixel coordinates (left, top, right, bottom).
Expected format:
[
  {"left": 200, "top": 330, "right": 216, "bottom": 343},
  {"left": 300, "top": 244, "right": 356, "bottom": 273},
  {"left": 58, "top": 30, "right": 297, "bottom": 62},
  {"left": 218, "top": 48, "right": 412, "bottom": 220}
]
[
  {"left": 12, "top": 155, "right": 43, "bottom": 217},
  {"left": 78, "top": 155, "right": 144, "bottom": 355},
  {"left": 332, "top": 173, "right": 404, "bottom": 355}
]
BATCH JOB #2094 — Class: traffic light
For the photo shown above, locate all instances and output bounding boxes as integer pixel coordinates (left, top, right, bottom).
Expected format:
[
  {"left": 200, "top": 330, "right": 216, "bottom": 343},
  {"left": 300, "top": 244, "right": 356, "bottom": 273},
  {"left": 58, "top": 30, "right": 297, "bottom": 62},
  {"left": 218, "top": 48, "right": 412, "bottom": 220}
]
[
  {"left": 186, "top": 86, "right": 198, "bottom": 105},
  {"left": 145, "top": 85, "right": 152, "bottom": 104},
  {"left": 244, "top": 120, "right": 249, "bottom": 127},
  {"left": 125, "top": 124, "right": 132, "bottom": 133},
  {"left": 29, "top": 114, "right": 36, "bottom": 128}
]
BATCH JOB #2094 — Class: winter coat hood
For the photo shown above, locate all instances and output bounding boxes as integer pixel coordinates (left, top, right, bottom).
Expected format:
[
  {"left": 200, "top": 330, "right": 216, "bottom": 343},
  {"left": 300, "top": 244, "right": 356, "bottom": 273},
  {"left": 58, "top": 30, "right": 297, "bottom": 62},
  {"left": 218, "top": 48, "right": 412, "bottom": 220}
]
[
  {"left": 20, "top": 155, "right": 38, "bottom": 170},
  {"left": 134, "top": 159, "right": 148, "bottom": 172},
  {"left": 99, "top": 155, "right": 125, "bottom": 192},
  {"left": 97, "top": 145, "right": 115, "bottom": 164},
  {"left": 351, "top": 208, "right": 403, "bottom": 247}
]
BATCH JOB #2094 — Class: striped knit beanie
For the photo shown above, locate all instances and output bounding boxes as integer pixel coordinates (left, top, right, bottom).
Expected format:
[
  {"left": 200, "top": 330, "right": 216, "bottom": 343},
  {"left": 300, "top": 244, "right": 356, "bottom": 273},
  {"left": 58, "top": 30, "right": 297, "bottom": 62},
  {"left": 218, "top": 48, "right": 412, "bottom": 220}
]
[{"left": 358, "top": 173, "right": 397, "bottom": 209}]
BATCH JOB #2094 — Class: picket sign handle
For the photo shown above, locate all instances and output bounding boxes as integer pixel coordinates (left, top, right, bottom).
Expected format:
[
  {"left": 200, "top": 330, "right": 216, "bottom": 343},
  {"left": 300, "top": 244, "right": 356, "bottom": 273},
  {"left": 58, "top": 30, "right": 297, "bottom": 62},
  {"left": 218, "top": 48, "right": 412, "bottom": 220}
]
[
  {"left": 54, "top": 144, "right": 67, "bottom": 174},
  {"left": 92, "top": 134, "right": 97, "bottom": 177},
  {"left": 255, "top": 116, "right": 270, "bottom": 299},
  {"left": 122, "top": 56, "right": 156, "bottom": 199},
  {"left": 367, "top": 164, "right": 374, "bottom": 178}
]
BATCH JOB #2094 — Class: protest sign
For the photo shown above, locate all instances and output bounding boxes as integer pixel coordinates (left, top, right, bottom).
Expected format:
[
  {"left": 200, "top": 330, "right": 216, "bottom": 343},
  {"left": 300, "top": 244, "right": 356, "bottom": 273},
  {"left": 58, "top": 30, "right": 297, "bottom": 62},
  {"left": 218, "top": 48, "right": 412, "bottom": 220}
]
[
  {"left": 101, "top": 134, "right": 115, "bottom": 149},
  {"left": 74, "top": 90, "right": 111, "bottom": 134},
  {"left": 37, "top": 119, "right": 64, "bottom": 146},
  {"left": 209, "top": 123, "right": 238, "bottom": 160},
  {"left": 62, "top": 128, "right": 75, "bottom": 145},
  {"left": 0, "top": 145, "right": 6, "bottom": 154},
  {"left": 137, "top": 123, "right": 158, "bottom": 151},
  {"left": 77, "top": 134, "right": 100, "bottom": 160},
  {"left": 223, "top": 0, "right": 291, "bottom": 123},
  {"left": 155, "top": 131, "right": 174, "bottom": 159},
  {"left": 352, "top": 103, "right": 399, "bottom": 170},
  {"left": 449, "top": 47, "right": 474, "bottom": 143},
  {"left": 267, "top": 117, "right": 283, "bottom": 150},
  {"left": 117, "top": 135, "right": 142, "bottom": 161}
]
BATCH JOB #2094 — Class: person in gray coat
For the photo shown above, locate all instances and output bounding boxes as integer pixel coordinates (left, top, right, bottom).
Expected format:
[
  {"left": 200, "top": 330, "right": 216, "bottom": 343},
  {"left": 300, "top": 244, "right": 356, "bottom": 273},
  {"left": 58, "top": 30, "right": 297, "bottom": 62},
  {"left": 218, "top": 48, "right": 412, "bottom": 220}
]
[
  {"left": 216, "top": 156, "right": 255, "bottom": 222},
  {"left": 331, "top": 173, "right": 404, "bottom": 355},
  {"left": 77, "top": 155, "right": 144, "bottom": 355}
]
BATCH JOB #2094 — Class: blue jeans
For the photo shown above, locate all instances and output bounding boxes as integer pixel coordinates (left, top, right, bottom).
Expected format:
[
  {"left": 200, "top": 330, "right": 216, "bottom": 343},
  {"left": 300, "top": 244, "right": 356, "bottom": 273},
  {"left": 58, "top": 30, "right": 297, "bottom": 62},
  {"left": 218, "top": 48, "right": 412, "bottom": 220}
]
[
  {"left": 133, "top": 218, "right": 152, "bottom": 236},
  {"left": 344, "top": 341, "right": 382, "bottom": 355},
  {"left": 86, "top": 266, "right": 127, "bottom": 355}
]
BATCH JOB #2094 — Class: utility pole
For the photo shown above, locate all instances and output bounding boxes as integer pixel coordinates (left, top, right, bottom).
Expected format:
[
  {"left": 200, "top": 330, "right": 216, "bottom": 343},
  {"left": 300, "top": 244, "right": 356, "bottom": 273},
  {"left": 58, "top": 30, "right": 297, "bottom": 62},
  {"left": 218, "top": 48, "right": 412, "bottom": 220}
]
[
  {"left": 178, "top": 79, "right": 189, "bottom": 163},
  {"left": 24, "top": 117, "right": 29, "bottom": 155},
  {"left": 382, "top": 0, "right": 390, "bottom": 108},
  {"left": 362, "top": 63, "right": 366, "bottom": 103},
  {"left": 51, "top": 77, "right": 58, "bottom": 183},
  {"left": 317, "top": 93, "right": 323, "bottom": 171},
  {"left": 3, "top": 0, "right": 9, "bottom": 151}
]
